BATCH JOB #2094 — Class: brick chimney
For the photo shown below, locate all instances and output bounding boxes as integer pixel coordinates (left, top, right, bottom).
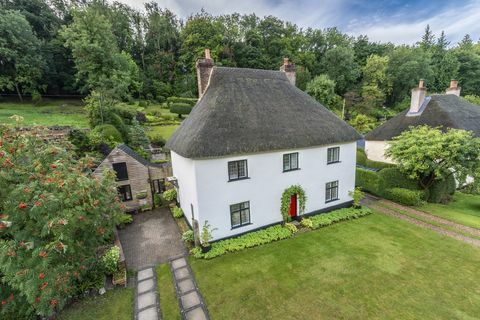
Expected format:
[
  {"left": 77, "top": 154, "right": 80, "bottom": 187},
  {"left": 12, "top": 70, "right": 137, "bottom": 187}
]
[
  {"left": 196, "top": 48, "right": 214, "bottom": 98},
  {"left": 280, "top": 57, "right": 296, "bottom": 86},
  {"left": 445, "top": 79, "right": 461, "bottom": 96},
  {"left": 409, "top": 80, "right": 426, "bottom": 113}
]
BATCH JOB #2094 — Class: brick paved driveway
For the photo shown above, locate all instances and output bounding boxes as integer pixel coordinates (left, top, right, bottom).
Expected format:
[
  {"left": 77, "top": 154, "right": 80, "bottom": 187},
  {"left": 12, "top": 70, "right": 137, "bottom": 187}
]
[{"left": 118, "top": 208, "right": 187, "bottom": 270}]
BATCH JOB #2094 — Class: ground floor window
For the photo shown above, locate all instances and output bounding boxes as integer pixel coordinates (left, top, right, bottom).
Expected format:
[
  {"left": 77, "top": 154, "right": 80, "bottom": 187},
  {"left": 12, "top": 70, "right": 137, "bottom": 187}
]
[
  {"left": 230, "top": 201, "right": 251, "bottom": 228},
  {"left": 151, "top": 179, "right": 165, "bottom": 194},
  {"left": 118, "top": 185, "right": 133, "bottom": 202},
  {"left": 325, "top": 181, "right": 339, "bottom": 203}
]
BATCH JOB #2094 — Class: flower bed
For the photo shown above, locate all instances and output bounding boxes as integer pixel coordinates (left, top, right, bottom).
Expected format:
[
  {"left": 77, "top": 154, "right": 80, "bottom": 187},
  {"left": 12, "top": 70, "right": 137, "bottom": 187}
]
[{"left": 301, "top": 207, "right": 372, "bottom": 229}]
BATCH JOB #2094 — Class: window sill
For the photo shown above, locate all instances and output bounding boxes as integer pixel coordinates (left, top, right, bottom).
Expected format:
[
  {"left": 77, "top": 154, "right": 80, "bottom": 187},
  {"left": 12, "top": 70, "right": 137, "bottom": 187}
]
[
  {"left": 228, "top": 177, "right": 250, "bottom": 182},
  {"left": 283, "top": 168, "right": 300, "bottom": 173},
  {"left": 116, "top": 178, "right": 129, "bottom": 182},
  {"left": 231, "top": 222, "right": 252, "bottom": 230},
  {"left": 327, "top": 161, "right": 341, "bottom": 165},
  {"left": 325, "top": 198, "right": 339, "bottom": 204}
]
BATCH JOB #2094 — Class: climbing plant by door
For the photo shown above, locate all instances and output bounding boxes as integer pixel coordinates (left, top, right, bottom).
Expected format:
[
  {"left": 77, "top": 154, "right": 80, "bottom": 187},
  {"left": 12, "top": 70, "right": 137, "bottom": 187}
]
[{"left": 280, "top": 185, "right": 306, "bottom": 222}]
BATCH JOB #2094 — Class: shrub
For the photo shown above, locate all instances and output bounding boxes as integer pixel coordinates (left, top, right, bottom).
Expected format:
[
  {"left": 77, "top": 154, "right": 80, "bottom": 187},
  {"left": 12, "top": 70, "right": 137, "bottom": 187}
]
[
  {"left": 116, "top": 213, "right": 133, "bottom": 227},
  {"left": 138, "top": 100, "right": 148, "bottom": 108},
  {"left": 170, "top": 102, "right": 192, "bottom": 118},
  {"left": 307, "top": 207, "right": 372, "bottom": 229},
  {"left": 192, "top": 225, "right": 295, "bottom": 259},
  {"left": 428, "top": 175, "right": 456, "bottom": 203},
  {"left": 171, "top": 206, "right": 184, "bottom": 218},
  {"left": 356, "top": 148, "right": 367, "bottom": 166},
  {"left": 355, "top": 168, "right": 381, "bottom": 195},
  {"left": 385, "top": 188, "right": 425, "bottom": 206},
  {"left": 150, "top": 135, "right": 166, "bottom": 147},
  {"left": 166, "top": 96, "right": 197, "bottom": 106},
  {"left": 348, "top": 187, "right": 365, "bottom": 208},
  {"left": 200, "top": 220, "right": 216, "bottom": 246},
  {"left": 284, "top": 222, "right": 298, "bottom": 234},
  {"left": 182, "top": 230, "right": 194, "bottom": 243},
  {"left": 154, "top": 194, "right": 162, "bottom": 207},
  {"left": 92, "top": 124, "right": 123, "bottom": 143},
  {"left": 101, "top": 246, "right": 120, "bottom": 275},
  {"left": 162, "top": 188, "right": 177, "bottom": 202},
  {"left": 300, "top": 218, "right": 313, "bottom": 229}
]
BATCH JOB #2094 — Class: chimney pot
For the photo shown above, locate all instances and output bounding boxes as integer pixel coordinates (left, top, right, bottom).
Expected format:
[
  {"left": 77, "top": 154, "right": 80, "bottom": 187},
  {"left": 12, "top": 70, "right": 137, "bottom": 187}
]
[
  {"left": 205, "top": 48, "right": 211, "bottom": 60},
  {"left": 280, "top": 57, "right": 296, "bottom": 86},
  {"left": 409, "top": 80, "right": 427, "bottom": 114},
  {"left": 445, "top": 79, "right": 461, "bottom": 96},
  {"left": 419, "top": 79, "right": 425, "bottom": 88}
]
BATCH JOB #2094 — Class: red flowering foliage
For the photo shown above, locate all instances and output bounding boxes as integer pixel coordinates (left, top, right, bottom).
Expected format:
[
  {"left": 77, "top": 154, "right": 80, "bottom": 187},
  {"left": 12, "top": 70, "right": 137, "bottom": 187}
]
[{"left": 0, "top": 125, "right": 123, "bottom": 318}]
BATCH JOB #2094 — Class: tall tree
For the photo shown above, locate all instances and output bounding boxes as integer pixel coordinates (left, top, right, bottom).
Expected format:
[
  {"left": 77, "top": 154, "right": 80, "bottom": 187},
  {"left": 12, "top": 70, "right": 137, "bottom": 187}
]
[
  {"left": 420, "top": 24, "right": 435, "bottom": 50},
  {"left": 305, "top": 74, "right": 342, "bottom": 109},
  {"left": 0, "top": 10, "right": 45, "bottom": 101},
  {"left": 320, "top": 46, "right": 360, "bottom": 94}
]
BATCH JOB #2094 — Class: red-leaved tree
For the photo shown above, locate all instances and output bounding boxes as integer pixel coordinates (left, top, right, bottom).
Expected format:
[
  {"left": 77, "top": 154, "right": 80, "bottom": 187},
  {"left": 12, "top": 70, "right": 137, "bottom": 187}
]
[{"left": 0, "top": 124, "right": 123, "bottom": 318}]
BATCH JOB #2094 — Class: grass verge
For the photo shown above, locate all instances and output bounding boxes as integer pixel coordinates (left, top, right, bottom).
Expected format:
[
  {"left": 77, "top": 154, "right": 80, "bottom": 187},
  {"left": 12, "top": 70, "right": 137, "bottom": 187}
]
[{"left": 156, "top": 264, "right": 181, "bottom": 320}]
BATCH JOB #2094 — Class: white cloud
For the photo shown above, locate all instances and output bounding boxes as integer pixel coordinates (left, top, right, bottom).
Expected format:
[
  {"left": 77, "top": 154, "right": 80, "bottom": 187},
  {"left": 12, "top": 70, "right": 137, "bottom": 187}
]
[{"left": 346, "top": 1, "right": 480, "bottom": 45}]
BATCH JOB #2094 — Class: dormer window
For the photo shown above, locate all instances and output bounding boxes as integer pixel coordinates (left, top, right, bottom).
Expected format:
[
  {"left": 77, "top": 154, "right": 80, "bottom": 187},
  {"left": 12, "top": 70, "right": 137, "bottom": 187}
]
[
  {"left": 112, "top": 162, "right": 128, "bottom": 181},
  {"left": 228, "top": 160, "right": 248, "bottom": 181}
]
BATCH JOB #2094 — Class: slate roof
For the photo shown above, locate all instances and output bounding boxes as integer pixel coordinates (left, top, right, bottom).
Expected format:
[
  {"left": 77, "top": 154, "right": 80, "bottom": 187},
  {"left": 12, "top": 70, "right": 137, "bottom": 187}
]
[
  {"left": 166, "top": 67, "right": 361, "bottom": 159},
  {"left": 365, "top": 94, "right": 480, "bottom": 141},
  {"left": 117, "top": 144, "right": 169, "bottom": 168}
]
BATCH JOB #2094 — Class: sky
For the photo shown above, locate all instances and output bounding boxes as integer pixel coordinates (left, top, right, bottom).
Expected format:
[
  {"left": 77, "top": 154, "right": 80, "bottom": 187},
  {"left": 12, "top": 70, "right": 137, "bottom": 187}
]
[{"left": 120, "top": 0, "right": 480, "bottom": 45}]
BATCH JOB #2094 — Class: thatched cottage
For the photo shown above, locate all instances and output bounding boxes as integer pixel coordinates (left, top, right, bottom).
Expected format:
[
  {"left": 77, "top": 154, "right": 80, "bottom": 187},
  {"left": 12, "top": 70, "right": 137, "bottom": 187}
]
[
  {"left": 166, "top": 49, "right": 361, "bottom": 241},
  {"left": 94, "top": 144, "right": 171, "bottom": 212},
  {"left": 365, "top": 80, "right": 480, "bottom": 163}
]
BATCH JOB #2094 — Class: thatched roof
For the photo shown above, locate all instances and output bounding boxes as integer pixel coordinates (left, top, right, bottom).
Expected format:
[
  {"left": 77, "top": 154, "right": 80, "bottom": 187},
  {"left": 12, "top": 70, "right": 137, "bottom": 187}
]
[
  {"left": 166, "top": 67, "right": 360, "bottom": 159},
  {"left": 365, "top": 95, "right": 480, "bottom": 141}
]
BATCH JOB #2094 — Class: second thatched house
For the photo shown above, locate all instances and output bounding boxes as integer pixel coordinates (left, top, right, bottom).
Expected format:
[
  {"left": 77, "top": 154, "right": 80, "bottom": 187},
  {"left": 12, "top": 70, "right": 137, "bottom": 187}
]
[
  {"left": 365, "top": 80, "right": 480, "bottom": 163},
  {"left": 166, "top": 49, "right": 361, "bottom": 241}
]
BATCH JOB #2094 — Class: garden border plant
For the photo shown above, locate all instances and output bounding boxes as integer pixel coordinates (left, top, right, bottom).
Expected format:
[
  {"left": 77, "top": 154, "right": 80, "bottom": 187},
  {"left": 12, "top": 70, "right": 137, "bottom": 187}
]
[{"left": 280, "top": 185, "right": 306, "bottom": 222}]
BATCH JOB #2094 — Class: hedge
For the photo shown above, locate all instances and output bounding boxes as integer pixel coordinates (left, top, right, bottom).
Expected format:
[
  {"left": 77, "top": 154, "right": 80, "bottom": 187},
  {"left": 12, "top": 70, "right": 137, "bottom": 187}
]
[
  {"left": 378, "top": 167, "right": 420, "bottom": 191},
  {"left": 356, "top": 168, "right": 381, "bottom": 195},
  {"left": 303, "top": 207, "right": 372, "bottom": 229},
  {"left": 356, "top": 149, "right": 368, "bottom": 165},
  {"left": 166, "top": 96, "right": 197, "bottom": 106},
  {"left": 356, "top": 148, "right": 395, "bottom": 170},
  {"left": 385, "top": 188, "right": 425, "bottom": 206}
]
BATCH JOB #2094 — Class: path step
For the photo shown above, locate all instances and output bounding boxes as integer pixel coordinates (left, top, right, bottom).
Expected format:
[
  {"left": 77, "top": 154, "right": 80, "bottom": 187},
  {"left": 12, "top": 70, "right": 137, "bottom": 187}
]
[
  {"left": 135, "top": 266, "right": 161, "bottom": 320},
  {"left": 169, "top": 255, "right": 210, "bottom": 320}
]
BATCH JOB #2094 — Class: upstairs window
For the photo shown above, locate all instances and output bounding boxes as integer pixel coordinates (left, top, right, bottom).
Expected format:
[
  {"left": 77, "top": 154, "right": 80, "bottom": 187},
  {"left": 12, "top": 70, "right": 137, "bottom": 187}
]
[
  {"left": 283, "top": 153, "right": 299, "bottom": 172},
  {"left": 118, "top": 185, "right": 132, "bottom": 202},
  {"left": 326, "top": 181, "right": 339, "bottom": 203},
  {"left": 228, "top": 160, "right": 248, "bottom": 181},
  {"left": 327, "top": 147, "right": 340, "bottom": 164},
  {"left": 112, "top": 162, "right": 128, "bottom": 181},
  {"left": 230, "top": 201, "right": 251, "bottom": 228}
]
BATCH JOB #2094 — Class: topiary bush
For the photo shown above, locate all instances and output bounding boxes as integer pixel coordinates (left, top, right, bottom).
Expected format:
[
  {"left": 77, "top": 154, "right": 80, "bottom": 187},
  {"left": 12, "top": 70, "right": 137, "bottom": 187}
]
[
  {"left": 356, "top": 148, "right": 367, "bottom": 166},
  {"left": 170, "top": 103, "right": 193, "bottom": 118},
  {"left": 384, "top": 188, "right": 425, "bottom": 206}
]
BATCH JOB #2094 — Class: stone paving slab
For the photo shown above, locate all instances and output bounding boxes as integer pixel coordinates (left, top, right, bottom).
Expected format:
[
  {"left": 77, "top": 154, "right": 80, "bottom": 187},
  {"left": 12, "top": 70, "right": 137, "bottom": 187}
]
[
  {"left": 185, "top": 306, "right": 208, "bottom": 320},
  {"left": 138, "top": 268, "right": 154, "bottom": 281},
  {"left": 138, "top": 278, "right": 155, "bottom": 294},
  {"left": 181, "top": 291, "right": 201, "bottom": 310},
  {"left": 138, "top": 292, "right": 157, "bottom": 310},
  {"left": 174, "top": 266, "right": 190, "bottom": 280},
  {"left": 172, "top": 257, "right": 187, "bottom": 269},
  {"left": 177, "top": 278, "right": 195, "bottom": 294},
  {"left": 138, "top": 307, "right": 158, "bottom": 320}
]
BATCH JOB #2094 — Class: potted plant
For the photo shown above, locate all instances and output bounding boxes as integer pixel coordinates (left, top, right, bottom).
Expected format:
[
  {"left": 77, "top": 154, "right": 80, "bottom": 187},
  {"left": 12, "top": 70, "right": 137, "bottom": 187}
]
[
  {"left": 200, "top": 220, "right": 217, "bottom": 253},
  {"left": 136, "top": 190, "right": 148, "bottom": 206}
]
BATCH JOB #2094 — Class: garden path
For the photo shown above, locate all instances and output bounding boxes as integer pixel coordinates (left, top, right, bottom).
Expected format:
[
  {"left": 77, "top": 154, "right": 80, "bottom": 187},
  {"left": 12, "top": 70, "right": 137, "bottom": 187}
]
[
  {"left": 169, "top": 255, "right": 210, "bottom": 320},
  {"left": 118, "top": 208, "right": 187, "bottom": 270},
  {"left": 364, "top": 195, "right": 480, "bottom": 247},
  {"left": 135, "top": 266, "right": 161, "bottom": 320}
]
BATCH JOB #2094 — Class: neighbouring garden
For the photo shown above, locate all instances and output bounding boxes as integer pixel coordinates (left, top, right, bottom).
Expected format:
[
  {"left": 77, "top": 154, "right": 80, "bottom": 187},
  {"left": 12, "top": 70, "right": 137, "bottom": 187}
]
[{"left": 189, "top": 212, "right": 480, "bottom": 320}]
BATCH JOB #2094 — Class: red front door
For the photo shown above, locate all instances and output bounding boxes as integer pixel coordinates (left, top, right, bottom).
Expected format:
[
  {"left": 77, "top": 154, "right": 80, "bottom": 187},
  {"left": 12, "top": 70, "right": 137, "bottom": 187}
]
[{"left": 289, "top": 194, "right": 297, "bottom": 218}]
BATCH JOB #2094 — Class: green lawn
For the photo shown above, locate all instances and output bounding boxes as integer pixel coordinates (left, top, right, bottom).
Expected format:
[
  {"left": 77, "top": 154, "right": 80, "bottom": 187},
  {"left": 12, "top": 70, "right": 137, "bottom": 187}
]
[
  {"left": 157, "top": 264, "right": 181, "bottom": 319},
  {"left": 147, "top": 124, "right": 179, "bottom": 140},
  {"left": 58, "top": 288, "right": 134, "bottom": 320},
  {"left": 417, "top": 192, "right": 480, "bottom": 229},
  {"left": 0, "top": 101, "right": 88, "bottom": 127},
  {"left": 190, "top": 212, "right": 480, "bottom": 320}
]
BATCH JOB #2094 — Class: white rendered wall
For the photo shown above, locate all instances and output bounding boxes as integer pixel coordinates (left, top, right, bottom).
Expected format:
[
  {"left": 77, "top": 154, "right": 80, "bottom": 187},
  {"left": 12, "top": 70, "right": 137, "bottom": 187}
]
[
  {"left": 170, "top": 152, "right": 198, "bottom": 226},
  {"left": 173, "top": 142, "right": 357, "bottom": 241},
  {"left": 364, "top": 140, "right": 395, "bottom": 164}
]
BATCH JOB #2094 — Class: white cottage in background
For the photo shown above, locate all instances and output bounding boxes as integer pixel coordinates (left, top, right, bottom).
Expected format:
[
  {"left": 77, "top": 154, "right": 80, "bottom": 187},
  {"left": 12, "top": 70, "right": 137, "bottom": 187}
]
[
  {"left": 365, "top": 80, "right": 480, "bottom": 163},
  {"left": 166, "top": 50, "right": 361, "bottom": 241}
]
